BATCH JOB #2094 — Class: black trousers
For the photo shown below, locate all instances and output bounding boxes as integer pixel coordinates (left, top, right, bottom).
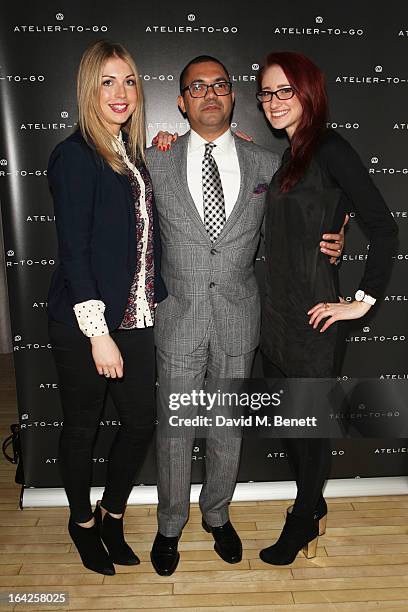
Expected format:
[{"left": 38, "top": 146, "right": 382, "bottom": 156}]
[
  {"left": 262, "top": 353, "right": 331, "bottom": 517},
  {"left": 49, "top": 320, "right": 156, "bottom": 523}
]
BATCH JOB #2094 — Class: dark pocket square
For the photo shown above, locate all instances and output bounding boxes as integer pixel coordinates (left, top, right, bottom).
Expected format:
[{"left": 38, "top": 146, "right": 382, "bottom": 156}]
[{"left": 253, "top": 183, "right": 269, "bottom": 195}]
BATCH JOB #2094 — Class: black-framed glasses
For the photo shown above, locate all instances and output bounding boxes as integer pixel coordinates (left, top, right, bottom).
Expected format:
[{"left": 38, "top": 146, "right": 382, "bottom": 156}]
[
  {"left": 256, "top": 86, "right": 296, "bottom": 103},
  {"left": 182, "top": 81, "right": 233, "bottom": 98}
]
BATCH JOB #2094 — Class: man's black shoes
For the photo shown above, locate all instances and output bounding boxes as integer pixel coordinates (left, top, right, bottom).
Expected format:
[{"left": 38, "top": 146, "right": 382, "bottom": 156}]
[
  {"left": 202, "top": 519, "right": 242, "bottom": 563},
  {"left": 150, "top": 531, "right": 180, "bottom": 576}
]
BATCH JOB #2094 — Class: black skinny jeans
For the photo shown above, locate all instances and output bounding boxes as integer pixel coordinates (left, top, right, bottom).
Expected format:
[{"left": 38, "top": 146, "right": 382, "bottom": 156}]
[{"left": 49, "top": 320, "right": 156, "bottom": 523}]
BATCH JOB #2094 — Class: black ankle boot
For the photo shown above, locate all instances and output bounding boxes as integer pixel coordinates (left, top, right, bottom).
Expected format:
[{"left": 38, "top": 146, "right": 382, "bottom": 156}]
[
  {"left": 287, "top": 495, "right": 328, "bottom": 535},
  {"left": 94, "top": 503, "right": 140, "bottom": 565},
  {"left": 259, "top": 511, "right": 319, "bottom": 565},
  {"left": 68, "top": 516, "right": 115, "bottom": 575}
]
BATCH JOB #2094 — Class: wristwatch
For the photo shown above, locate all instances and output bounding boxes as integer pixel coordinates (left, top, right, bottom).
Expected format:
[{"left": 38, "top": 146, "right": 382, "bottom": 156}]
[{"left": 355, "top": 290, "right": 376, "bottom": 305}]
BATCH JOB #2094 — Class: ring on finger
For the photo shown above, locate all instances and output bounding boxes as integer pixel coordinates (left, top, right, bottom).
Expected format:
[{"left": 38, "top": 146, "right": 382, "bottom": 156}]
[{"left": 104, "top": 372, "right": 111, "bottom": 378}]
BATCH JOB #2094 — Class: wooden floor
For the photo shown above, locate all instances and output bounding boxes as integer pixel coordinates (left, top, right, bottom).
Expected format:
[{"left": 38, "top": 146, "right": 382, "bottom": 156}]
[{"left": 0, "top": 354, "right": 407, "bottom": 611}]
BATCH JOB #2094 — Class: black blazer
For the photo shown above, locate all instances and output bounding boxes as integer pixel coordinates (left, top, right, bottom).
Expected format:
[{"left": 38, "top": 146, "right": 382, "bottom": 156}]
[{"left": 47, "top": 129, "right": 167, "bottom": 331}]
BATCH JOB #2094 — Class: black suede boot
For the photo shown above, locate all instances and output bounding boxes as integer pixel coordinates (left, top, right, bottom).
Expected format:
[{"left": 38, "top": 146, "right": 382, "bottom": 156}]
[
  {"left": 259, "top": 511, "right": 319, "bottom": 565},
  {"left": 288, "top": 494, "right": 328, "bottom": 535},
  {"left": 68, "top": 516, "right": 115, "bottom": 575},
  {"left": 94, "top": 503, "right": 140, "bottom": 566}
]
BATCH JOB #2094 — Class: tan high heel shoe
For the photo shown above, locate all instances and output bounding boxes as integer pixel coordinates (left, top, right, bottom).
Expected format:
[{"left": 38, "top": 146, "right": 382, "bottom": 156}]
[{"left": 302, "top": 534, "right": 319, "bottom": 558}]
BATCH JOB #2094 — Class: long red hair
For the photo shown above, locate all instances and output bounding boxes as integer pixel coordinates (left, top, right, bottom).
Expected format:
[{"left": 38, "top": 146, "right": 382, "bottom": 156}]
[{"left": 259, "top": 52, "right": 328, "bottom": 192}]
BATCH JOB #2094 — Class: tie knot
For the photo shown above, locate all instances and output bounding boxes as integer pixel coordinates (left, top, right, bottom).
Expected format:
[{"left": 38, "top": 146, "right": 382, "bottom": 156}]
[{"left": 204, "top": 142, "right": 216, "bottom": 158}]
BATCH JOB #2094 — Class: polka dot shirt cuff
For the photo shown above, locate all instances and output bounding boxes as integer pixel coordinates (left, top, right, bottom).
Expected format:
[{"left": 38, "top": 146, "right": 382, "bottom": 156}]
[{"left": 73, "top": 300, "right": 109, "bottom": 337}]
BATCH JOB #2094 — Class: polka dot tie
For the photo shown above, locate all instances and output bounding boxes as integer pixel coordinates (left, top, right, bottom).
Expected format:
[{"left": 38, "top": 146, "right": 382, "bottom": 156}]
[{"left": 202, "top": 142, "right": 226, "bottom": 242}]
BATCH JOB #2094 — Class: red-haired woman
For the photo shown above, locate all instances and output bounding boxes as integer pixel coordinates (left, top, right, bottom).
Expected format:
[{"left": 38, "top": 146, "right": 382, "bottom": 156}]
[{"left": 257, "top": 52, "right": 397, "bottom": 565}]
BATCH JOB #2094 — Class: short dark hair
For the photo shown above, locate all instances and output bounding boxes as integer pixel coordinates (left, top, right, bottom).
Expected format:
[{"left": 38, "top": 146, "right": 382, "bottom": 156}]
[{"left": 179, "top": 55, "right": 230, "bottom": 93}]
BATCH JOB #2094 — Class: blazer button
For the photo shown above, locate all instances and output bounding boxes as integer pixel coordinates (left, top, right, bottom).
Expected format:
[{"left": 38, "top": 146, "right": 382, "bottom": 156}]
[
  {"left": 209, "top": 282, "right": 216, "bottom": 288},
  {"left": 210, "top": 248, "right": 218, "bottom": 255}
]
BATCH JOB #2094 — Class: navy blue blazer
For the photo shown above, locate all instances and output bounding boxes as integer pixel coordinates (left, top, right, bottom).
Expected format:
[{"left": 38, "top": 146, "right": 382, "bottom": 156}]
[{"left": 47, "top": 129, "right": 167, "bottom": 331}]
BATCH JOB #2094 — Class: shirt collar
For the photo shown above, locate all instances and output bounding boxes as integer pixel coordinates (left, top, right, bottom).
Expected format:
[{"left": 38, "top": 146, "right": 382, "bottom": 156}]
[
  {"left": 112, "top": 130, "right": 126, "bottom": 155},
  {"left": 189, "top": 128, "right": 234, "bottom": 154}
]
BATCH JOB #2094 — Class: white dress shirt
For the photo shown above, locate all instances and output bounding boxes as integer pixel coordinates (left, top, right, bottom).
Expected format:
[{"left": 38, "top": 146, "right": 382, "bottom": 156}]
[{"left": 187, "top": 129, "right": 241, "bottom": 221}]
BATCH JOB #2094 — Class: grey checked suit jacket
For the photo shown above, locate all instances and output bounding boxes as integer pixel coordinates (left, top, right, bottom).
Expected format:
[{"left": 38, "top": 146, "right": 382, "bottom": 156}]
[{"left": 146, "top": 132, "right": 280, "bottom": 356}]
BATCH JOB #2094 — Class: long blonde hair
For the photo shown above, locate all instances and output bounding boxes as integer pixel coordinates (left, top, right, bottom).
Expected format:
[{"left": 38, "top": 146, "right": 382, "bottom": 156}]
[{"left": 77, "top": 40, "right": 145, "bottom": 173}]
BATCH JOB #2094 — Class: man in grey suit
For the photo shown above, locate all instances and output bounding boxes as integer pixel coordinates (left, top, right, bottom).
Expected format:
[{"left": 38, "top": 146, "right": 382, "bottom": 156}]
[{"left": 146, "top": 55, "right": 343, "bottom": 576}]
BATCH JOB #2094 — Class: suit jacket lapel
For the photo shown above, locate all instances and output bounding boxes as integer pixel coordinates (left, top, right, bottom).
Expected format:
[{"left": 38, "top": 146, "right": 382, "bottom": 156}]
[
  {"left": 213, "top": 133, "right": 255, "bottom": 244},
  {"left": 170, "top": 132, "right": 211, "bottom": 243}
]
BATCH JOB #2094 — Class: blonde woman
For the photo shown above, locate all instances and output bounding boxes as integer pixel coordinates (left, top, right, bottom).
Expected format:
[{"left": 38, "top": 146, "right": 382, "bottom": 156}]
[{"left": 47, "top": 41, "right": 166, "bottom": 575}]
